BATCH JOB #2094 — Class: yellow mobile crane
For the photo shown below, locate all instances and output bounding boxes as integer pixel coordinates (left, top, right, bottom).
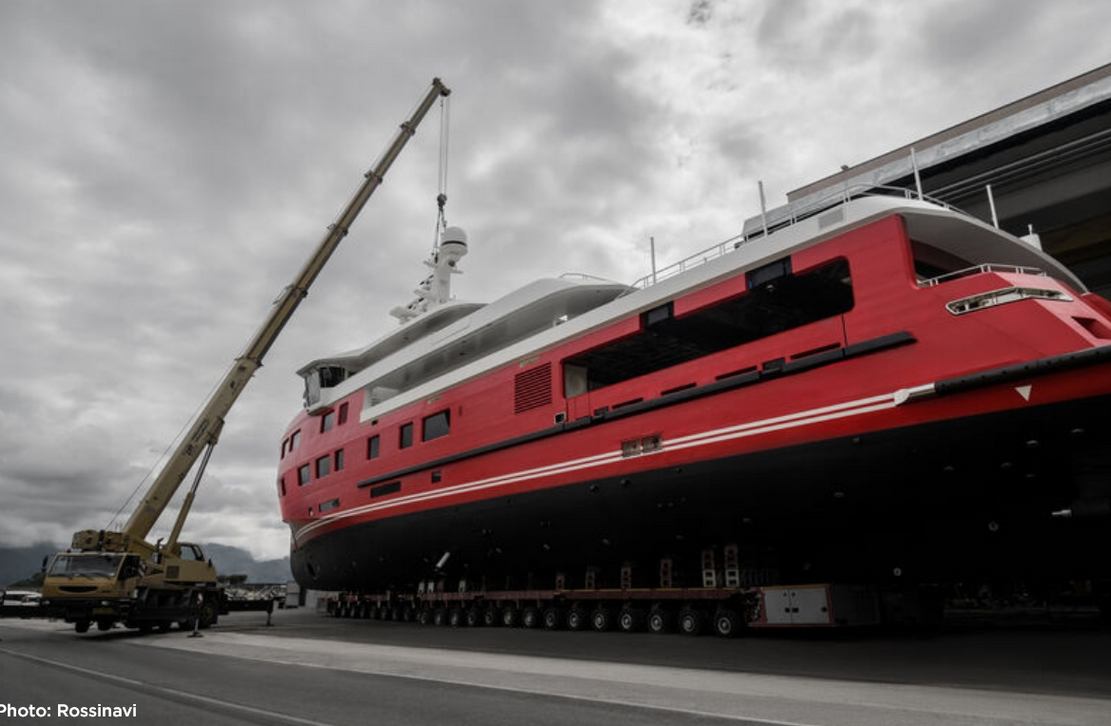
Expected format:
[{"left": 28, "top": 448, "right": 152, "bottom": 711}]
[{"left": 41, "top": 79, "right": 450, "bottom": 634}]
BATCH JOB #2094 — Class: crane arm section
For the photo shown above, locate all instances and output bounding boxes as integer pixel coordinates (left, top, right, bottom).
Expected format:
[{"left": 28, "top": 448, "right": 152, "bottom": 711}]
[{"left": 119, "top": 79, "right": 451, "bottom": 542}]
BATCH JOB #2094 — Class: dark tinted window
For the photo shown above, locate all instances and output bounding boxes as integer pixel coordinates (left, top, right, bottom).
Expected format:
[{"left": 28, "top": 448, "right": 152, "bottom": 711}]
[
  {"left": 399, "top": 423, "right": 413, "bottom": 449},
  {"left": 334, "top": 448, "right": 345, "bottom": 471},
  {"left": 290, "top": 430, "right": 301, "bottom": 450},
  {"left": 278, "top": 475, "right": 286, "bottom": 497},
  {"left": 566, "top": 258, "right": 853, "bottom": 390},
  {"left": 422, "top": 410, "right": 450, "bottom": 441},
  {"left": 319, "top": 498, "right": 340, "bottom": 513},
  {"left": 321, "top": 411, "right": 335, "bottom": 433},
  {"left": 298, "top": 464, "right": 310, "bottom": 486},
  {"left": 371, "top": 481, "right": 401, "bottom": 498},
  {"left": 315, "top": 455, "right": 331, "bottom": 479},
  {"left": 367, "top": 435, "right": 380, "bottom": 459},
  {"left": 338, "top": 402, "right": 349, "bottom": 425}
]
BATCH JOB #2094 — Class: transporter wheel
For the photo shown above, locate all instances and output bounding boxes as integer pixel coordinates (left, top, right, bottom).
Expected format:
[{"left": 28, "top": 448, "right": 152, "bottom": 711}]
[
  {"left": 618, "top": 607, "right": 644, "bottom": 633},
  {"left": 482, "top": 607, "right": 499, "bottom": 627},
  {"left": 157, "top": 621, "right": 172, "bottom": 633},
  {"left": 448, "top": 608, "right": 464, "bottom": 627},
  {"left": 74, "top": 620, "right": 91, "bottom": 634},
  {"left": 96, "top": 619, "right": 113, "bottom": 632},
  {"left": 465, "top": 608, "right": 482, "bottom": 627},
  {"left": 199, "top": 601, "right": 218, "bottom": 629},
  {"left": 566, "top": 606, "right": 587, "bottom": 631},
  {"left": 432, "top": 608, "right": 447, "bottom": 626},
  {"left": 712, "top": 608, "right": 741, "bottom": 638},
  {"left": 678, "top": 607, "right": 704, "bottom": 636},
  {"left": 500, "top": 606, "right": 519, "bottom": 627},
  {"left": 647, "top": 607, "right": 671, "bottom": 634},
  {"left": 137, "top": 622, "right": 153, "bottom": 634},
  {"left": 417, "top": 609, "right": 431, "bottom": 625},
  {"left": 542, "top": 607, "right": 563, "bottom": 630},
  {"left": 521, "top": 606, "right": 540, "bottom": 629},
  {"left": 591, "top": 607, "right": 612, "bottom": 632}
]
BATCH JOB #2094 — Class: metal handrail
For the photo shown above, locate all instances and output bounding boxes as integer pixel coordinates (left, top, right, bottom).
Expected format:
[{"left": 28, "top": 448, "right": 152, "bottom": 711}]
[
  {"left": 627, "top": 184, "right": 963, "bottom": 292},
  {"left": 918, "top": 263, "right": 1046, "bottom": 287}
]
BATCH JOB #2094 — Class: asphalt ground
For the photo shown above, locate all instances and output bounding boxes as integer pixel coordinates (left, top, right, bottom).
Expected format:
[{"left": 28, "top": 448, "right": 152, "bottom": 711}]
[{"left": 1, "top": 610, "right": 1108, "bottom": 725}]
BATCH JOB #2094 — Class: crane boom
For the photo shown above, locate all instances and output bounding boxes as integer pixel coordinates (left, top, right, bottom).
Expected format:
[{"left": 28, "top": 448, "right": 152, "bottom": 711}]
[{"left": 119, "top": 78, "right": 451, "bottom": 541}]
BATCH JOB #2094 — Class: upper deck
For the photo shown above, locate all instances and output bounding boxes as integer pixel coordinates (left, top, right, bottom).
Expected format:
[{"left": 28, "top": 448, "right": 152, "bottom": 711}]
[{"left": 295, "top": 193, "right": 1086, "bottom": 427}]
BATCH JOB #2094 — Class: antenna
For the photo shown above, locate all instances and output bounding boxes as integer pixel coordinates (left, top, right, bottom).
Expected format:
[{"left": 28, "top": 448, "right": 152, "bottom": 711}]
[
  {"left": 758, "top": 180, "right": 769, "bottom": 237},
  {"left": 986, "top": 184, "right": 1000, "bottom": 228},
  {"left": 910, "top": 147, "right": 924, "bottom": 200}
]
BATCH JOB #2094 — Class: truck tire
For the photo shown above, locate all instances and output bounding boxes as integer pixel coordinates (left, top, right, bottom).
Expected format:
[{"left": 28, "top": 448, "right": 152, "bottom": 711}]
[
  {"left": 566, "top": 606, "right": 587, "bottom": 631},
  {"left": 591, "top": 607, "right": 612, "bottom": 632},
  {"left": 465, "top": 608, "right": 482, "bottom": 627},
  {"left": 448, "top": 608, "right": 464, "bottom": 627},
  {"left": 647, "top": 607, "right": 671, "bottom": 634},
  {"left": 500, "top": 606, "right": 519, "bottom": 627},
  {"left": 712, "top": 608, "right": 741, "bottom": 638},
  {"left": 482, "top": 607, "right": 499, "bottom": 627},
  {"left": 618, "top": 606, "right": 644, "bottom": 633},
  {"left": 74, "top": 620, "right": 91, "bottom": 634},
  {"left": 521, "top": 606, "right": 540, "bottom": 628},
  {"left": 199, "top": 601, "right": 218, "bottom": 629},
  {"left": 542, "top": 606, "right": 563, "bottom": 630},
  {"left": 678, "top": 607, "right": 704, "bottom": 636},
  {"left": 96, "top": 619, "right": 113, "bottom": 632}
]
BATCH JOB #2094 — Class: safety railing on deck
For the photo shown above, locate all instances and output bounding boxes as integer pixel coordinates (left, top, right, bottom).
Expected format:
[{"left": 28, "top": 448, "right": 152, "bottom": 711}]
[
  {"left": 918, "top": 263, "right": 1047, "bottom": 287},
  {"left": 626, "top": 184, "right": 967, "bottom": 292}
]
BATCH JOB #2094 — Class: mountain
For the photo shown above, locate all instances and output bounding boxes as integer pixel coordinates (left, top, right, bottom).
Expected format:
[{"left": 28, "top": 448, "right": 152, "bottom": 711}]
[{"left": 0, "top": 543, "right": 290, "bottom": 588}]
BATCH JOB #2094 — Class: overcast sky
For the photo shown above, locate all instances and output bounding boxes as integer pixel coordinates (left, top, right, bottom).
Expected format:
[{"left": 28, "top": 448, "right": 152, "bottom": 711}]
[{"left": 1, "top": 0, "right": 1108, "bottom": 561}]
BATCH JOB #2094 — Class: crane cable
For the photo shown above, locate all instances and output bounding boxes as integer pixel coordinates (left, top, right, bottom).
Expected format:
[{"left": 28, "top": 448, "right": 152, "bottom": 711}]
[{"left": 432, "top": 94, "right": 450, "bottom": 253}]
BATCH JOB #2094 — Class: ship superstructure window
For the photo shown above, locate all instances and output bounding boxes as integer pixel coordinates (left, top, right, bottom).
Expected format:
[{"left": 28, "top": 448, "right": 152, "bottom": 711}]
[
  {"left": 911, "top": 240, "right": 974, "bottom": 281},
  {"left": 565, "top": 258, "right": 853, "bottom": 391},
  {"left": 290, "top": 430, "right": 301, "bottom": 451},
  {"left": 278, "top": 475, "right": 286, "bottom": 497},
  {"left": 422, "top": 410, "right": 450, "bottom": 442},
  {"left": 338, "top": 402, "right": 349, "bottom": 425},
  {"left": 399, "top": 422, "right": 413, "bottom": 449},
  {"left": 367, "top": 435, "right": 380, "bottom": 459},
  {"left": 319, "top": 498, "right": 340, "bottom": 513},
  {"left": 298, "top": 464, "right": 310, "bottom": 486},
  {"left": 316, "top": 455, "right": 331, "bottom": 479},
  {"left": 334, "top": 448, "right": 345, "bottom": 471},
  {"left": 280, "top": 439, "right": 288, "bottom": 459},
  {"left": 321, "top": 411, "right": 335, "bottom": 433}
]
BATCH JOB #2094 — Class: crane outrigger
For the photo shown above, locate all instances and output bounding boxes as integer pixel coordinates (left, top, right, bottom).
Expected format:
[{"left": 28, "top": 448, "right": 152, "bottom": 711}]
[{"left": 41, "top": 78, "right": 451, "bottom": 633}]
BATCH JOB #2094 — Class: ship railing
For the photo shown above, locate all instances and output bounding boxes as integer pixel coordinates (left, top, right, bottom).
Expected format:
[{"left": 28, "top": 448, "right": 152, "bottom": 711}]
[
  {"left": 918, "top": 263, "right": 1047, "bottom": 287},
  {"left": 627, "top": 184, "right": 965, "bottom": 292}
]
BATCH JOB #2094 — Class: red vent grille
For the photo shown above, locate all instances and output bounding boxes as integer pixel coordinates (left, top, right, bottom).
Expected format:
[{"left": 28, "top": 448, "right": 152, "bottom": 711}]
[{"left": 514, "top": 362, "right": 552, "bottom": 414}]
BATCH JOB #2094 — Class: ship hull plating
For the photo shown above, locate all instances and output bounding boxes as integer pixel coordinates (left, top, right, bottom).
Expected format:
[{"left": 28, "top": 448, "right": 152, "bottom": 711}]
[{"left": 291, "top": 386, "right": 1111, "bottom": 592}]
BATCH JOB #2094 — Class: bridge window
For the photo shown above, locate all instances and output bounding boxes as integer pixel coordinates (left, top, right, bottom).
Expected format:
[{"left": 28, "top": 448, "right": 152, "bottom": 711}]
[
  {"left": 321, "top": 411, "right": 335, "bottom": 433},
  {"left": 399, "top": 422, "right": 413, "bottom": 449},
  {"left": 422, "top": 410, "right": 450, "bottom": 442},
  {"left": 334, "top": 448, "right": 345, "bottom": 472},
  {"left": 338, "top": 402, "right": 349, "bottom": 425},
  {"left": 367, "top": 435, "right": 380, "bottom": 460},
  {"left": 290, "top": 430, "right": 301, "bottom": 451},
  {"left": 298, "top": 464, "right": 310, "bottom": 486},
  {"left": 564, "top": 258, "right": 853, "bottom": 392},
  {"left": 315, "top": 455, "right": 331, "bottom": 479},
  {"left": 911, "top": 240, "right": 973, "bottom": 281}
]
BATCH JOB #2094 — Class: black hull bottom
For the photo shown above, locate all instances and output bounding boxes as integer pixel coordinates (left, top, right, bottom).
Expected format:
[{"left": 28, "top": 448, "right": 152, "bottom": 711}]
[{"left": 292, "top": 395, "right": 1111, "bottom": 592}]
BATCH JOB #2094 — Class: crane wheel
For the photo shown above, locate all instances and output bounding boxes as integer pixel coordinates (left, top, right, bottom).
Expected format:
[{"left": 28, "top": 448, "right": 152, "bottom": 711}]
[
  {"left": 74, "top": 620, "right": 91, "bottom": 634},
  {"left": 678, "top": 607, "right": 704, "bottom": 636},
  {"left": 647, "top": 607, "right": 671, "bottom": 634}
]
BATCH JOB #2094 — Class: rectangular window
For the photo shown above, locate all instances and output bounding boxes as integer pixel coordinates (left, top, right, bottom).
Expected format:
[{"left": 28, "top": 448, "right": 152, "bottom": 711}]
[
  {"left": 371, "top": 481, "right": 402, "bottom": 498},
  {"left": 338, "top": 402, "right": 349, "bottom": 425},
  {"left": 367, "top": 435, "right": 380, "bottom": 459},
  {"left": 280, "top": 438, "right": 288, "bottom": 459},
  {"left": 298, "top": 464, "right": 310, "bottom": 486},
  {"left": 315, "top": 455, "right": 331, "bottom": 479},
  {"left": 565, "top": 258, "right": 853, "bottom": 391},
  {"left": 290, "top": 430, "right": 301, "bottom": 450},
  {"left": 334, "top": 448, "right": 345, "bottom": 471},
  {"left": 321, "top": 411, "right": 335, "bottom": 433},
  {"left": 399, "top": 422, "right": 413, "bottom": 449},
  {"left": 422, "top": 410, "right": 450, "bottom": 441},
  {"left": 319, "top": 498, "right": 340, "bottom": 513},
  {"left": 278, "top": 475, "right": 286, "bottom": 497}
]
